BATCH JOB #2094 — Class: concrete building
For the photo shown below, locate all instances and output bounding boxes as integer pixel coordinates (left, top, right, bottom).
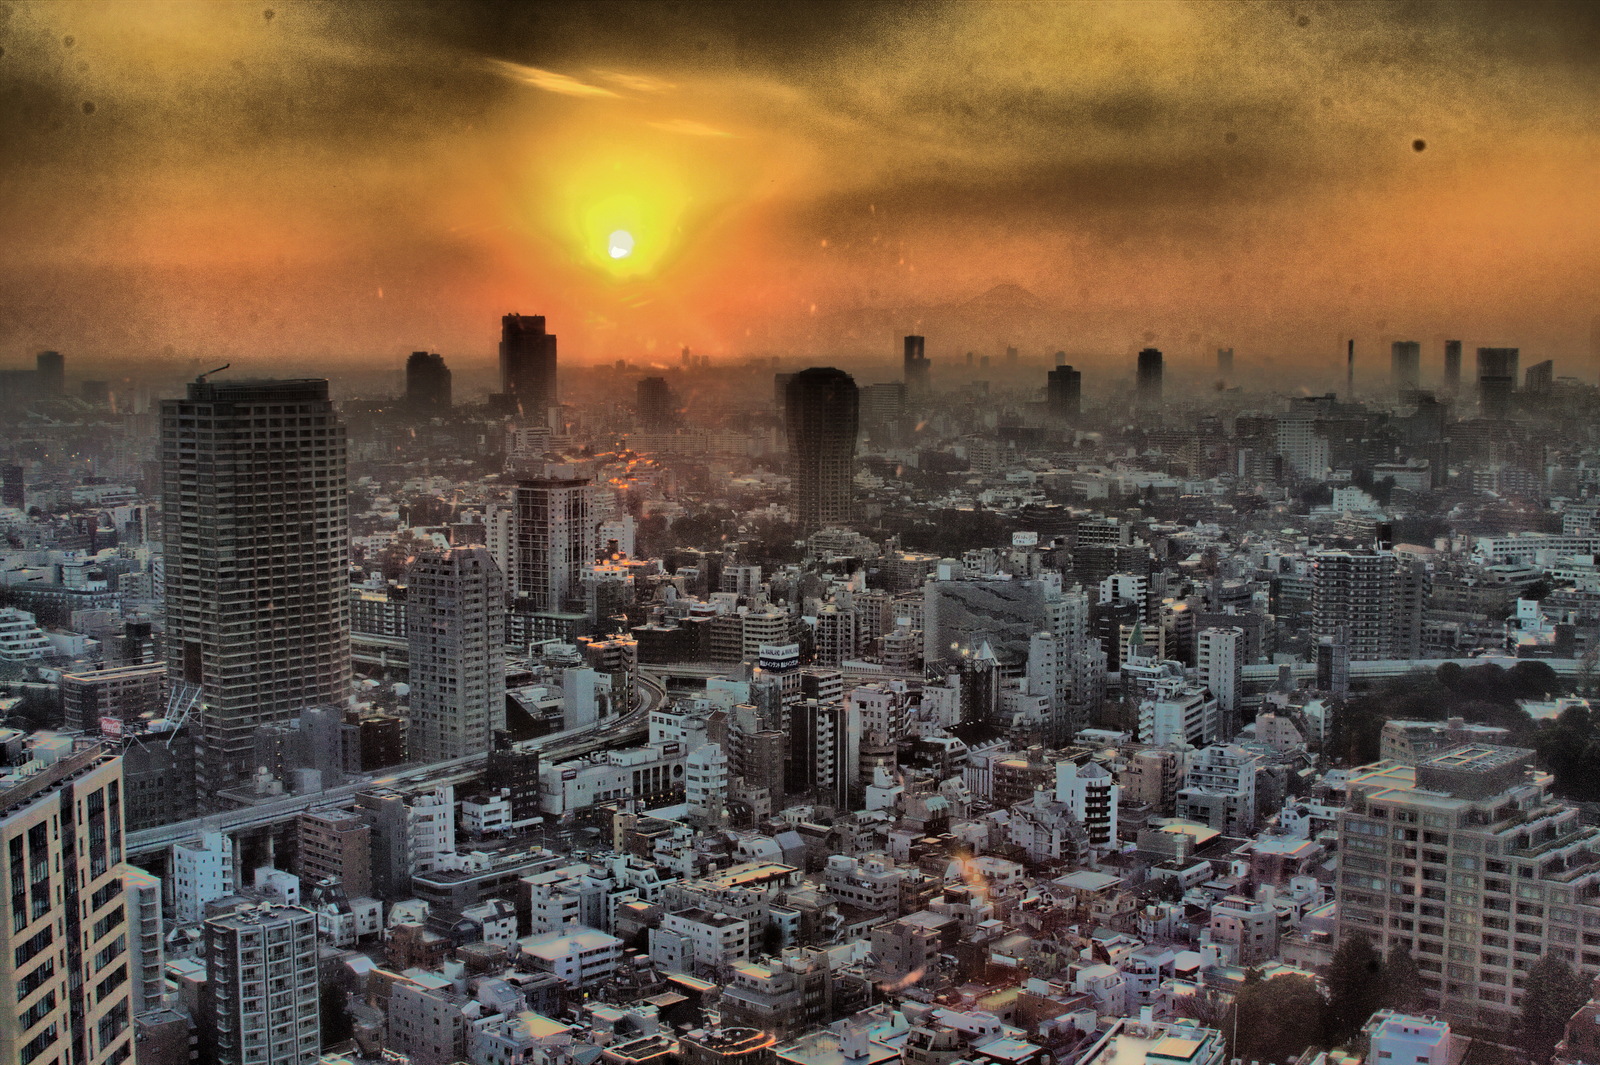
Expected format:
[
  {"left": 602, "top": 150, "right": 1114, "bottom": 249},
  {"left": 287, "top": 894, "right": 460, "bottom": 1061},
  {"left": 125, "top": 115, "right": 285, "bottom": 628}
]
[
  {"left": 514, "top": 475, "right": 595, "bottom": 611},
  {"left": 61, "top": 660, "right": 165, "bottom": 733},
  {"left": 500, "top": 313, "right": 558, "bottom": 424},
  {"left": 1336, "top": 744, "right": 1600, "bottom": 1027},
  {"left": 125, "top": 866, "right": 167, "bottom": 1015},
  {"left": 1364, "top": 1011, "right": 1466, "bottom": 1065},
  {"left": 1055, "top": 760, "right": 1119, "bottom": 851},
  {"left": 172, "top": 830, "right": 236, "bottom": 924},
  {"left": 1196, "top": 626, "right": 1243, "bottom": 722},
  {"left": 202, "top": 902, "right": 320, "bottom": 1065},
  {"left": 1176, "top": 744, "right": 1258, "bottom": 836},
  {"left": 651, "top": 907, "right": 751, "bottom": 978},
  {"left": 162, "top": 378, "right": 349, "bottom": 803},
  {"left": 518, "top": 927, "right": 623, "bottom": 988},
  {"left": 406, "top": 546, "right": 507, "bottom": 762},
  {"left": 297, "top": 808, "right": 372, "bottom": 898},
  {"left": 0, "top": 742, "right": 135, "bottom": 1065},
  {"left": 1311, "top": 547, "right": 1425, "bottom": 661}
]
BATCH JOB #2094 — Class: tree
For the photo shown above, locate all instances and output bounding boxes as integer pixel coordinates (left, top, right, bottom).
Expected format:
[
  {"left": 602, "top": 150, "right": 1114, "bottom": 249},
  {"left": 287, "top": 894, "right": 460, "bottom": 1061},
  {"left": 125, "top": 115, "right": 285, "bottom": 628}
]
[
  {"left": 320, "top": 983, "right": 354, "bottom": 1048},
  {"left": 1518, "top": 953, "right": 1589, "bottom": 1064},
  {"left": 1325, "top": 934, "right": 1385, "bottom": 1045},
  {"left": 1227, "top": 974, "right": 1327, "bottom": 1065},
  {"left": 1381, "top": 946, "right": 1423, "bottom": 1014}
]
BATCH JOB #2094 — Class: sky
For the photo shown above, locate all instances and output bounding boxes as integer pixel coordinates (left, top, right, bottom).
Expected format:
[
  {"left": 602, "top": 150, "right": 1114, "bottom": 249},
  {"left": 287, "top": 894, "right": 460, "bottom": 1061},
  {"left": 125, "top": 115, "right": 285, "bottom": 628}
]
[{"left": 2, "top": 0, "right": 1598, "bottom": 381}]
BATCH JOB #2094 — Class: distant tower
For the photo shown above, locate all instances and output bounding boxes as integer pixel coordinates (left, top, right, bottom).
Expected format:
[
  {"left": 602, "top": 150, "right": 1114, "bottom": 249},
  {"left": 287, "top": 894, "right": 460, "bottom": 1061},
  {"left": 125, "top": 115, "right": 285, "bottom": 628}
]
[
  {"left": 34, "top": 350, "right": 63, "bottom": 395},
  {"left": 514, "top": 475, "right": 595, "bottom": 612},
  {"left": 1391, "top": 341, "right": 1421, "bottom": 390},
  {"left": 404, "top": 351, "right": 452, "bottom": 413},
  {"left": 1443, "top": 340, "right": 1462, "bottom": 393},
  {"left": 500, "top": 314, "right": 558, "bottom": 425},
  {"left": 162, "top": 378, "right": 349, "bottom": 804},
  {"left": 636, "top": 376, "right": 674, "bottom": 431},
  {"left": 1525, "top": 359, "right": 1554, "bottom": 394},
  {"left": 1047, "top": 365, "right": 1082, "bottom": 421},
  {"left": 1477, "top": 347, "right": 1520, "bottom": 418},
  {"left": 1135, "top": 348, "right": 1163, "bottom": 408},
  {"left": 1346, "top": 339, "right": 1355, "bottom": 398},
  {"left": 785, "top": 367, "right": 859, "bottom": 531},
  {"left": 406, "top": 547, "right": 506, "bottom": 762},
  {"left": 1054, "top": 350, "right": 1067, "bottom": 367},
  {"left": 902, "top": 335, "right": 930, "bottom": 395},
  {"left": 1005, "top": 345, "right": 1019, "bottom": 365},
  {"left": 1217, "top": 347, "right": 1234, "bottom": 383}
]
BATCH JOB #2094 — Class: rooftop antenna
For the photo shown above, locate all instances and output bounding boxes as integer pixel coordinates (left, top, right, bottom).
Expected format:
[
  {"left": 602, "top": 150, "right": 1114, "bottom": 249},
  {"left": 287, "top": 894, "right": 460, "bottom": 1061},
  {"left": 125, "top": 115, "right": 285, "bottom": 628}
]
[
  {"left": 1345, "top": 340, "right": 1354, "bottom": 399},
  {"left": 195, "top": 363, "right": 231, "bottom": 384}
]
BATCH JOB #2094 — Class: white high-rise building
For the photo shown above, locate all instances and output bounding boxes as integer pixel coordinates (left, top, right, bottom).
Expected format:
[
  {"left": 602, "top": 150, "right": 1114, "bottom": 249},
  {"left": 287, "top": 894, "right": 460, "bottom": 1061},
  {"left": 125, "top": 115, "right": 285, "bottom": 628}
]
[
  {"left": 514, "top": 475, "right": 595, "bottom": 611},
  {"left": 1138, "top": 679, "right": 1221, "bottom": 748},
  {"left": 1055, "top": 760, "right": 1120, "bottom": 851},
  {"left": 161, "top": 378, "right": 350, "bottom": 802},
  {"left": 1197, "top": 626, "right": 1244, "bottom": 721},
  {"left": 0, "top": 742, "right": 135, "bottom": 1065},
  {"left": 485, "top": 501, "right": 515, "bottom": 580},
  {"left": 406, "top": 546, "right": 506, "bottom": 763},
  {"left": 202, "top": 902, "right": 320, "bottom": 1065},
  {"left": 125, "top": 866, "right": 167, "bottom": 1015},
  {"left": 1274, "top": 408, "right": 1330, "bottom": 479},
  {"left": 1176, "top": 744, "right": 1259, "bottom": 835},
  {"left": 685, "top": 742, "right": 729, "bottom": 822},
  {"left": 172, "top": 830, "right": 236, "bottom": 924}
]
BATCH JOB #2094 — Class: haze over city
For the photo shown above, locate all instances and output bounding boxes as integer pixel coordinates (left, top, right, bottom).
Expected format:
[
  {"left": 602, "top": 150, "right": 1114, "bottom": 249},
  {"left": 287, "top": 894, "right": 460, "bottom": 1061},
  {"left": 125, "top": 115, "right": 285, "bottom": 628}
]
[{"left": 3, "top": 0, "right": 1599, "bottom": 379}]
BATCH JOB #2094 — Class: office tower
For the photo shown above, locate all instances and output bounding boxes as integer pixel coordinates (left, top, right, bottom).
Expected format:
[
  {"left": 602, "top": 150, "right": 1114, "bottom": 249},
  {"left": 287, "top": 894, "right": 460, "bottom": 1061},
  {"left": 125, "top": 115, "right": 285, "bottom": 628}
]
[
  {"left": 1346, "top": 338, "right": 1355, "bottom": 397},
  {"left": 1005, "top": 344, "right": 1019, "bottom": 365},
  {"left": 500, "top": 313, "right": 558, "bottom": 423},
  {"left": 0, "top": 742, "right": 133, "bottom": 1065},
  {"left": 202, "top": 902, "right": 320, "bottom": 1065},
  {"left": 1216, "top": 347, "right": 1234, "bottom": 382},
  {"left": 1479, "top": 375, "right": 1515, "bottom": 419},
  {"left": 514, "top": 475, "right": 596, "bottom": 611},
  {"left": 1477, "top": 346, "right": 1520, "bottom": 383},
  {"left": 1391, "top": 340, "right": 1421, "bottom": 389},
  {"left": 1525, "top": 359, "right": 1554, "bottom": 394},
  {"left": 859, "top": 381, "right": 907, "bottom": 436},
  {"left": 406, "top": 546, "right": 507, "bottom": 762},
  {"left": 162, "top": 378, "right": 350, "bottom": 802},
  {"left": 1135, "top": 347, "right": 1163, "bottom": 407},
  {"left": 636, "top": 376, "right": 674, "bottom": 431},
  {"left": 1443, "top": 339, "right": 1462, "bottom": 392},
  {"left": 902, "top": 335, "right": 930, "bottom": 394},
  {"left": 1310, "top": 547, "right": 1423, "bottom": 660},
  {"left": 1, "top": 462, "right": 22, "bottom": 507},
  {"left": 1337, "top": 744, "right": 1600, "bottom": 1027},
  {"left": 35, "top": 349, "right": 64, "bottom": 395},
  {"left": 404, "top": 351, "right": 452, "bottom": 413},
  {"left": 784, "top": 367, "right": 859, "bottom": 531},
  {"left": 1047, "top": 365, "right": 1082, "bottom": 421}
]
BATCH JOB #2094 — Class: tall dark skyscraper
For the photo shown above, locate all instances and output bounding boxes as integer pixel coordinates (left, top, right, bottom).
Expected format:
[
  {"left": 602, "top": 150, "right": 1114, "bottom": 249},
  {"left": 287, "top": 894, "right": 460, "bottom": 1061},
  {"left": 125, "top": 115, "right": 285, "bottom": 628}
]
[
  {"left": 1443, "top": 339, "right": 1462, "bottom": 392},
  {"left": 1047, "top": 365, "right": 1082, "bottom": 420},
  {"left": 1390, "top": 340, "right": 1421, "bottom": 389},
  {"left": 1525, "top": 359, "right": 1554, "bottom": 394},
  {"left": 1477, "top": 346, "right": 1520, "bottom": 383},
  {"left": 785, "top": 367, "right": 859, "bottom": 531},
  {"left": 162, "top": 378, "right": 350, "bottom": 803},
  {"left": 34, "top": 350, "right": 63, "bottom": 395},
  {"left": 1217, "top": 347, "right": 1234, "bottom": 382},
  {"left": 902, "top": 335, "right": 930, "bottom": 395},
  {"left": 500, "top": 314, "right": 558, "bottom": 424},
  {"left": 636, "top": 376, "right": 674, "bottom": 431},
  {"left": 1477, "top": 347, "right": 1519, "bottom": 418},
  {"left": 1135, "top": 347, "right": 1163, "bottom": 408},
  {"left": 404, "top": 351, "right": 452, "bottom": 413}
]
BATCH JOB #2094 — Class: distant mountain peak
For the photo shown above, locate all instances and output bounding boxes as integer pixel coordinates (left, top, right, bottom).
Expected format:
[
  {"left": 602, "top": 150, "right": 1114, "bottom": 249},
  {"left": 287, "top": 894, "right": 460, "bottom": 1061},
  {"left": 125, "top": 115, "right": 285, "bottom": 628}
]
[{"left": 967, "top": 283, "right": 1046, "bottom": 310}]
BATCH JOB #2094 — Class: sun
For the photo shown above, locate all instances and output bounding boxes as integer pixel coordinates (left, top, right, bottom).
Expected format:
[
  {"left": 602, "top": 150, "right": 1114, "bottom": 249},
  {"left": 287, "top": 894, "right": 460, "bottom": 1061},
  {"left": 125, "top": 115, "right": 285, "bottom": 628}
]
[{"left": 609, "top": 230, "right": 635, "bottom": 259}]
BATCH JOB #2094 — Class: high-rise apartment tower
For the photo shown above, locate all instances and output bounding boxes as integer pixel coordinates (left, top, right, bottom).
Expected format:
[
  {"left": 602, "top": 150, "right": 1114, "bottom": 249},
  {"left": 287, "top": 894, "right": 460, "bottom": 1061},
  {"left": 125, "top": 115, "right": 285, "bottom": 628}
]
[{"left": 785, "top": 368, "right": 859, "bottom": 532}]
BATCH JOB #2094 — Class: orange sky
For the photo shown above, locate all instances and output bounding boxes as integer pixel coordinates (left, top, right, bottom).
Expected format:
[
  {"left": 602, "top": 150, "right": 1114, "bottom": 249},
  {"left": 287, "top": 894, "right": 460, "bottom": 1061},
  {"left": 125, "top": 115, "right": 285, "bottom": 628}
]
[{"left": 1, "top": 0, "right": 1598, "bottom": 379}]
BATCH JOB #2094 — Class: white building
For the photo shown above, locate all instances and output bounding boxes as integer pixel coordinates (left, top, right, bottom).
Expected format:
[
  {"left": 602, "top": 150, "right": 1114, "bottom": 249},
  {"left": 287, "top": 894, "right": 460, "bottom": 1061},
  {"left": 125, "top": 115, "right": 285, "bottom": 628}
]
[
  {"left": 686, "top": 742, "right": 729, "bottom": 822},
  {"left": 172, "top": 830, "right": 236, "bottom": 924},
  {"left": 1176, "top": 745, "right": 1258, "bottom": 835},
  {"left": 410, "top": 786, "right": 457, "bottom": 873},
  {"left": 1137, "top": 680, "right": 1221, "bottom": 747},
  {"left": 1364, "top": 1011, "right": 1464, "bottom": 1065},
  {"left": 204, "top": 902, "right": 320, "bottom": 1065},
  {"left": 1055, "top": 760, "right": 1120, "bottom": 852},
  {"left": 518, "top": 927, "right": 623, "bottom": 988},
  {"left": 649, "top": 907, "right": 750, "bottom": 978},
  {"left": 1196, "top": 626, "right": 1244, "bottom": 720},
  {"left": 125, "top": 866, "right": 167, "bottom": 1015}
]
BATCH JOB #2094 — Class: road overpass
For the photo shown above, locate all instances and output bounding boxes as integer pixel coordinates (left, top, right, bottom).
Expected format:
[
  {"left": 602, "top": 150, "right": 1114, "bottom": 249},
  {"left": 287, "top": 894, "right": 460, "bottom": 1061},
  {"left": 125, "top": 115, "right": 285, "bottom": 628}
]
[{"left": 125, "top": 668, "right": 668, "bottom": 859}]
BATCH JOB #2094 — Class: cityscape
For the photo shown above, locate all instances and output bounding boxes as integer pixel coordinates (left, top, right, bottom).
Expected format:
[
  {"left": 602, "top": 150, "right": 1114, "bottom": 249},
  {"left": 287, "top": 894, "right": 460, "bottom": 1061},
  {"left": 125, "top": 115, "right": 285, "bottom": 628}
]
[{"left": 3, "top": 5, "right": 1600, "bottom": 1065}]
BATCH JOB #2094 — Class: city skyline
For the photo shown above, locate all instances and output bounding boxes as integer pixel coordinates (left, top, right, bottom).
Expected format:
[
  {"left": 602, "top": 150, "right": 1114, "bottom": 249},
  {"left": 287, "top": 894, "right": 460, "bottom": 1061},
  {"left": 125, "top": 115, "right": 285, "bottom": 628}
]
[{"left": 2, "top": 2, "right": 1598, "bottom": 368}]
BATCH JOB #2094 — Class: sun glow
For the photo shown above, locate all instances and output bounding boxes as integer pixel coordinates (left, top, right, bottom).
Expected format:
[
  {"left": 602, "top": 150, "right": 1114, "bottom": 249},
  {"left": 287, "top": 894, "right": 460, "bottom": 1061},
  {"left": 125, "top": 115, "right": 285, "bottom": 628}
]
[{"left": 546, "top": 140, "right": 699, "bottom": 279}]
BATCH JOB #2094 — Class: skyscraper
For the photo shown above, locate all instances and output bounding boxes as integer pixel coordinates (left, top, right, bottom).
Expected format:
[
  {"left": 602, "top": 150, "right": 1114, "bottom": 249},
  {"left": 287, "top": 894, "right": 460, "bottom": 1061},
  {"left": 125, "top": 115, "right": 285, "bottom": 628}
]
[
  {"left": 1216, "top": 347, "right": 1234, "bottom": 382},
  {"left": 500, "top": 313, "right": 558, "bottom": 424},
  {"left": 514, "top": 475, "right": 596, "bottom": 612},
  {"left": 406, "top": 546, "right": 507, "bottom": 763},
  {"left": 0, "top": 741, "right": 134, "bottom": 1065},
  {"left": 636, "top": 376, "right": 674, "bottom": 431},
  {"left": 1390, "top": 340, "right": 1421, "bottom": 389},
  {"left": 785, "top": 367, "right": 859, "bottom": 531},
  {"left": 1443, "top": 339, "right": 1462, "bottom": 392},
  {"left": 34, "top": 349, "right": 64, "bottom": 395},
  {"left": 404, "top": 351, "right": 452, "bottom": 413},
  {"left": 202, "top": 902, "right": 320, "bottom": 1065},
  {"left": 1525, "top": 358, "right": 1554, "bottom": 394},
  {"left": 162, "top": 378, "right": 350, "bottom": 802},
  {"left": 1310, "top": 547, "right": 1424, "bottom": 660},
  {"left": 1135, "top": 347, "right": 1163, "bottom": 408},
  {"left": 1047, "top": 365, "right": 1082, "bottom": 421},
  {"left": 902, "top": 335, "right": 930, "bottom": 395}
]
